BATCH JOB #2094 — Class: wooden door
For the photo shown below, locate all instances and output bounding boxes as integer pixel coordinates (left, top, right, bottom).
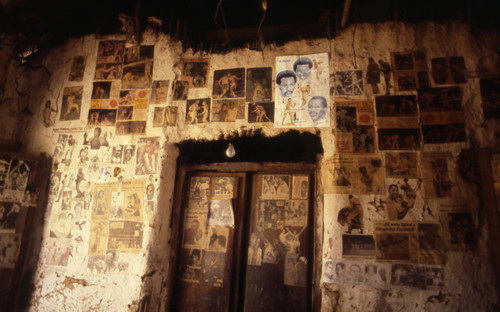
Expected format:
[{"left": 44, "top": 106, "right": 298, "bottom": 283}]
[
  {"left": 171, "top": 166, "right": 314, "bottom": 312},
  {"left": 243, "top": 173, "right": 312, "bottom": 312},
  {"left": 172, "top": 172, "right": 246, "bottom": 312}
]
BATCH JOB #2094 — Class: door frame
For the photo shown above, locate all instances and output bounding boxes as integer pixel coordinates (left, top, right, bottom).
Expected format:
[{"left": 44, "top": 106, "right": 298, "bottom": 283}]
[{"left": 166, "top": 161, "right": 322, "bottom": 311}]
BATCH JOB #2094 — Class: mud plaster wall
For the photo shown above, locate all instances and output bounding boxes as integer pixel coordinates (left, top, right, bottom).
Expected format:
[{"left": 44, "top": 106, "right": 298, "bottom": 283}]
[{"left": 0, "top": 21, "right": 498, "bottom": 311}]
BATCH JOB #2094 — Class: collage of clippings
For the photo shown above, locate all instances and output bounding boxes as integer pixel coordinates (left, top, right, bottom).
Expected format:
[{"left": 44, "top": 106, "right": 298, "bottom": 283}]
[
  {"left": 275, "top": 53, "right": 330, "bottom": 128},
  {"left": 323, "top": 49, "right": 475, "bottom": 292},
  {"left": 246, "top": 174, "right": 309, "bottom": 287},
  {"left": 0, "top": 156, "right": 34, "bottom": 269},
  {"left": 178, "top": 176, "right": 235, "bottom": 287}
]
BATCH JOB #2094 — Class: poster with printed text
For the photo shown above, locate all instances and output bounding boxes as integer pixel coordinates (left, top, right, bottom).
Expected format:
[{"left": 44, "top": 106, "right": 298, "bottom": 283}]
[
  {"left": 108, "top": 220, "right": 144, "bottom": 253},
  {"left": 275, "top": 53, "right": 330, "bottom": 128}
]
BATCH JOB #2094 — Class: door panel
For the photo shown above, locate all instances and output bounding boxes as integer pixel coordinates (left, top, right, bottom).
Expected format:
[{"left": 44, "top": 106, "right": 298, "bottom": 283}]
[
  {"left": 172, "top": 168, "right": 313, "bottom": 312},
  {"left": 243, "top": 173, "right": 310, "bottom": 312},
  {"left": 173, "top": 173, "right": 245, "bottom": 312}
]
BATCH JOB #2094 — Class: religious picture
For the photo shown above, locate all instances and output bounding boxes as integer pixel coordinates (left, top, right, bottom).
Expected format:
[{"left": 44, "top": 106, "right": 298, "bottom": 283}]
[
  {"left": 181, "top": 58, "right": 209, "bottom": 88},
  {"left": 185, "top": 98, "right": 211, "bottom": 124},
  {"left": 212, "top": 68, "right": 245, "bottom": 99},
  {"left": 246, "top": 67, "right": 272, "bottom": 102},
  {"left": 248, "top": 102, "right": 274, "bottom": 123}
]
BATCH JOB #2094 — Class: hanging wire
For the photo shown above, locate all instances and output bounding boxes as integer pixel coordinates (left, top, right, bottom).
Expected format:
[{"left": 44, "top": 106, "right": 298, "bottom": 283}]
[{"left": 213, "top": 0, "right": 231, "bottom": 48}]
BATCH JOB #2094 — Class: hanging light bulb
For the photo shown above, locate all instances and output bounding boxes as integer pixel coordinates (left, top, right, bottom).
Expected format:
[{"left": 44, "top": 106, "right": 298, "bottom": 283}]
[{"left": 225, "top": 142, "right": 236, "bottom": 158}]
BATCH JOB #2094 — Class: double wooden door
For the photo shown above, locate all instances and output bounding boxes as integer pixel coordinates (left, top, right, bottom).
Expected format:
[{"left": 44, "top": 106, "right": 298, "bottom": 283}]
[{"left": 171, "top": 165, "right": 314, "bottom": 312}]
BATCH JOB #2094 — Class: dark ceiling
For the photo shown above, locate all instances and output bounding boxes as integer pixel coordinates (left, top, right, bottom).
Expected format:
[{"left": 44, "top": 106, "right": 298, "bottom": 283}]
[{"left": 0, "top": 0, "right": 499, "bottom": 55}]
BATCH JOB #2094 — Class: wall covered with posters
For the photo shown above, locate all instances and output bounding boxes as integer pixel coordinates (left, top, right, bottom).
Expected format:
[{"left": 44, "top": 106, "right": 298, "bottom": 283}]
[{"left": 1, "top": 20, "right": 500, "bottom": 311}]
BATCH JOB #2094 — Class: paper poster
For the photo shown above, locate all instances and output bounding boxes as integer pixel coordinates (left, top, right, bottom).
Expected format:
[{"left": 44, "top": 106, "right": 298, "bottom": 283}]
[
  {"left": 275, "top": 53, "right": 330, "bottom": 128},
  {"left": 211, "top": 99, "right": 245, "bottom": 122},
  {"left": 212, "top": 68, "right": 245, "bottom": 99},
  {"left": 418, "top": 87, "right": 466, "bottom": 144},
  {"left": 391, "top": 51, "right": 429, "bottom": 92},
  {"left": 247, "top": 102, "right": 274, "bottom": 123},
  {"left": 60, "top": 86, "right": 83, "bottom": 121},
  {"left": 108, "top": 220, "right": 144, "bottom": 253},
  {"left": 246, "top": 67, "right": 272, "bottom": 102},
  {"left": 181, "top": 58, "right": 209, "bottom": 88},
  {"left": 121, "top": 179, "right": 146, "bottom": 221},
  {"left": 431, "top": 56, "right": 466, "bottom": 85},
  {"left": 261, "top": 175, "right": 290, "bottom": 199},
  {"left": 335, "top": 99, "right": 375, "bottom": 153},
  {"left": 330, "top": 70, "right": 364, "bottom": 96},
  {"left": 374, "top": 221, "right": 445, "bottom": 264},
  {"left": 208, "top": 199, "right": 234, "bottom": 227},
  {"left": 421, "top": 152, "right": 453, "bottom": 199}
]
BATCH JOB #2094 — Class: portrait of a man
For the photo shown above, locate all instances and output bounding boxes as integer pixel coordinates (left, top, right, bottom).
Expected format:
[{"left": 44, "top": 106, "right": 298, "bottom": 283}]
[
  {"left": 307, "top": 96, "right": 329, "bottom": 127},
  {"left": 293, "top": 57, "right": 313, "bottom": 80},
  {"left": 276, "top": 70, "right": 297, "bottom": 97}
]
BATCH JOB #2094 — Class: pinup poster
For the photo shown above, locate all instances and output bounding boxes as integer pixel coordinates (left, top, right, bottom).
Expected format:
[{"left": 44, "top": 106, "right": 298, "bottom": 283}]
[{"left": 274, "top": 53, "right": 330, "bottom": 128}]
